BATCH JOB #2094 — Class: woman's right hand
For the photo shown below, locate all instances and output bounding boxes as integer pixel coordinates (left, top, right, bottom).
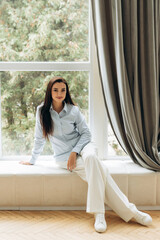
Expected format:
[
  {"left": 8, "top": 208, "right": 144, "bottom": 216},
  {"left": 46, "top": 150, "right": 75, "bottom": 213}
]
[{"left": 19, "top": 161, "right": 33, "bottom": 165}]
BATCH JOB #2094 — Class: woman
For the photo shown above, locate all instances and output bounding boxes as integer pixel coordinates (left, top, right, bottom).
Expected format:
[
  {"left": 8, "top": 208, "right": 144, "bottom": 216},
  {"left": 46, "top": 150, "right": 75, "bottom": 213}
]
[{"left": 20, "top": 76, "right": 152, "bottom": 233}]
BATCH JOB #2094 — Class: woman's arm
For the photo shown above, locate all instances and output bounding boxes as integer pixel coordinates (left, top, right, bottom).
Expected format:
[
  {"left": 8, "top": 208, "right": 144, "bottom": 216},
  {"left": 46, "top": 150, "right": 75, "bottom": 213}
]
[
  {"left": 72, "top": 106, "right": 92, "bottom": 154},
  {"left": 20, "top": 105, "right": 46, "bottom": 165},
  {"left": 67, "top": 107, "right": 91, "bottom": 171}
]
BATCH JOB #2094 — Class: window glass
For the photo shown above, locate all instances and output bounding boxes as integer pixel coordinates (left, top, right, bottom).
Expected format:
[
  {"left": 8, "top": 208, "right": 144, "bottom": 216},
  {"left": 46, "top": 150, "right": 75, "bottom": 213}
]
[
  {"left": 108, "top": 120, "right": 127, "bottom": 156},
  {"left": 0, "top": 71, "right": 89, "bottom": 155},
  {"left": 0, "top": 0, "right": 89, "bottom": 62}
]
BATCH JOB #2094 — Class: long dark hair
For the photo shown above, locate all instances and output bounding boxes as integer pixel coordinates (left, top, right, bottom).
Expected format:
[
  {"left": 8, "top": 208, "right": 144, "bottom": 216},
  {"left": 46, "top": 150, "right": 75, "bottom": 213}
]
[{"left": 40, "top": 76, "right": 75, "bottom": 140}]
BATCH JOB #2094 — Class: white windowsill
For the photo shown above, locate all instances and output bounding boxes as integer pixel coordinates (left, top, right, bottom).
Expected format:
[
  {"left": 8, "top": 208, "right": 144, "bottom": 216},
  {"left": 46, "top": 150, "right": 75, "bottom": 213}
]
[{"left": 0, "top": 155, "right": 131, "bottom": 162}]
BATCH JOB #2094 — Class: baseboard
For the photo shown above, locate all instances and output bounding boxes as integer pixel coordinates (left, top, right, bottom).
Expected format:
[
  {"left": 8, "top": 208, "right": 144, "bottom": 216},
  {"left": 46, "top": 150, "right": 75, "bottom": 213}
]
[{"left": 0, "top": 206, "right": 159, "bottom": 211}]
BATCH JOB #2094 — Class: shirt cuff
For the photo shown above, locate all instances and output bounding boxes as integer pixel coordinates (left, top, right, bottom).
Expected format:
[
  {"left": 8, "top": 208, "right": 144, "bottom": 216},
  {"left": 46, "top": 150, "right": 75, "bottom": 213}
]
[
  {"left": 71, "top": 147, "right": 81, "bottom": 155},
  {"left": 29, "top": 157, "right": 36, "bottom": 165}
]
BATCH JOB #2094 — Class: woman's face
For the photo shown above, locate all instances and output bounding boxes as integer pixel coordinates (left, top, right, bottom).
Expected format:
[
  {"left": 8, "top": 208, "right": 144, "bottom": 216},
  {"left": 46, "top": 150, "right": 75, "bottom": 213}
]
[{"left": 51, "top": 82, "right": 67, "bottom": 104}]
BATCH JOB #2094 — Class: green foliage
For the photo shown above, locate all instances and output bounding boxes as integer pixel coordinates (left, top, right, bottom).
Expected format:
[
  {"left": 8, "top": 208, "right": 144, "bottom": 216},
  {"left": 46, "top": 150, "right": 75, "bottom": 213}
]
[{"left": 0, "top": 0, "right": 89, "bottom": 61}]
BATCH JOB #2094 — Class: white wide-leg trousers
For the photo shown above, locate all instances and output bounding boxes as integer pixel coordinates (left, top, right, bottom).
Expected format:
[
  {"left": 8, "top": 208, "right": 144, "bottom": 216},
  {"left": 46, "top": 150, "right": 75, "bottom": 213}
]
[{"left": 56, "top": 142, "right": 138, "bottom": 222}]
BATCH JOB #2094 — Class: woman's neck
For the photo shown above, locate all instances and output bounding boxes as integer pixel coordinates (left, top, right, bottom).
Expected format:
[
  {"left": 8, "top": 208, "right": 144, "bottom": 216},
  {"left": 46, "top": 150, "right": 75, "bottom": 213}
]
[{"left": 52, "top": 101, "right": 64, "bottom": 114}]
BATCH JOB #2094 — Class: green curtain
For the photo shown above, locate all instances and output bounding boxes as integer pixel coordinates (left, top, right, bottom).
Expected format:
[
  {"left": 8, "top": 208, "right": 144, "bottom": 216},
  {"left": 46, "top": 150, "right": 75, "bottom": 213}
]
[{"left": 91, "top": 0, "right": 160, "bottom": 171}]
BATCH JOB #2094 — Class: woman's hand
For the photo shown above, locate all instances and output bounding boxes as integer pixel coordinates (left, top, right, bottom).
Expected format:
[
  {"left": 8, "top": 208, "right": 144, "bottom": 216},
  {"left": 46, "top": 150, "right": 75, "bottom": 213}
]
[
  {"left": 67, "top": 152, "right": 77, "bottom": 172},
  {"left": 19, "top": 161, "right": 33, "bottom": 165}
]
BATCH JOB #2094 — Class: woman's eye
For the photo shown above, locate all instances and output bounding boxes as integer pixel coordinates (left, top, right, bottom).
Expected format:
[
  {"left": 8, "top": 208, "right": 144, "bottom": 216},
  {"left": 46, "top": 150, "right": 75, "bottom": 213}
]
[{"left": 53, "top": 89, "right": 66, "bottom": 92}]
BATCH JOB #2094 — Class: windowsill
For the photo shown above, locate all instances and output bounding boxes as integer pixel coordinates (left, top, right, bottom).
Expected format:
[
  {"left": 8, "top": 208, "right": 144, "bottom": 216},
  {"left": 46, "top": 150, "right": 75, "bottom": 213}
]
[
  {"left": 102, "top": 155, "right": 130, "bottom": 161},
  {"left": 0, "top": 155, "right": 53, "bottom": 161},
  {"left": 0, "top": 155, "right": 157, "bottom": 177},
  {"left": 0, "top": 155, "right": 130, "bottom": 162},
  {"left": 0, "top": 155, "right": 156, "bottom": 175}
]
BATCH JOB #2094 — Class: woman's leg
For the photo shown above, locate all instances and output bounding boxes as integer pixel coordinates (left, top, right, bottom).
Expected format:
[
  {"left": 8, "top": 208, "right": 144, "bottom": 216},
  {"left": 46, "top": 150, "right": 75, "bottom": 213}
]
[
  {"left": 55, "top": 155, "right": 107, "bottom": 232},
  {"left": 80, "top": 142, "right": 138, "bottom": 222},
  {"left": 74, "top": 151, "right": 106, "bottom": 214},
  {"left": 55, "top": 152, "right": 105, "bottom": 214}
]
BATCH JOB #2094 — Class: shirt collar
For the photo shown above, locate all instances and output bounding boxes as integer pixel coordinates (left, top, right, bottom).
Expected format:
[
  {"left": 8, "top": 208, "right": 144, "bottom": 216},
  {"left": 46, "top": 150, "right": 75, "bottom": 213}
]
[{"left": 50, "top": 101, "right": 67, "bottom": 113}]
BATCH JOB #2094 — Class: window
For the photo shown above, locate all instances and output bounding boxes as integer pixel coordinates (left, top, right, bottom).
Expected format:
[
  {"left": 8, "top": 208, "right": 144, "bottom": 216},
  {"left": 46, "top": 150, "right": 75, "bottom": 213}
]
[{"left": 0, "top": 0, "right": 126, "bottom": 160}]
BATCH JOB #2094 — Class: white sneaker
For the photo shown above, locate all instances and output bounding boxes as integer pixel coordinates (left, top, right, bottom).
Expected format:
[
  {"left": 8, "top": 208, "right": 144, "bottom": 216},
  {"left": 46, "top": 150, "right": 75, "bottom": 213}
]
[
  {"left": 133, "top": 210, "right": 152, "bottom": 226},
  {"left": 94, "top": 213, "right": 107, "bottom": 233}
]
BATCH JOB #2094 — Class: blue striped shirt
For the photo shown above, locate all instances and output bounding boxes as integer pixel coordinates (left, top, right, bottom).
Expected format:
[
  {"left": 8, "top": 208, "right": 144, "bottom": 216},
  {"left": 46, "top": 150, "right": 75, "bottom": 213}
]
[{"left": 30, "top": 102, "right": 92, "bottom": 164}]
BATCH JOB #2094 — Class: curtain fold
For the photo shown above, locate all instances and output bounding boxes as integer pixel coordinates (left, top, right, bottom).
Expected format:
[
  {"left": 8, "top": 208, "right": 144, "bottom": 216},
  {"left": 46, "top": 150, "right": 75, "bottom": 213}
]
[{"left": 91, "top": 0, "right": 160, "bottom": 171}]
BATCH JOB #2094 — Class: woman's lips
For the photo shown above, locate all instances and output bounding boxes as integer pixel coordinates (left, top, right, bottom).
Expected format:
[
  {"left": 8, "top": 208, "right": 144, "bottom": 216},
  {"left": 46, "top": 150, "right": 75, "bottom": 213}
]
[{"left": 57, "top": 97, "right": 63, "bottom": 99}]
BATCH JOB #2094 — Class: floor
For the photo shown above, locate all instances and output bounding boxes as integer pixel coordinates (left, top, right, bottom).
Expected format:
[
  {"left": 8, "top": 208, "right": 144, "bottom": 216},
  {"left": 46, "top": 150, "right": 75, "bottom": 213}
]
[{"left": 0, "top": 210, "right": 159, "bottom": 240}]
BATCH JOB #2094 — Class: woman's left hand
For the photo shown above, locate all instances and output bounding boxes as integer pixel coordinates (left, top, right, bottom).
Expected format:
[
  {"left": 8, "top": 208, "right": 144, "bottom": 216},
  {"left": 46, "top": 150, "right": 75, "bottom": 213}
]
[{"left": 67, "top": 152, "right": 77, "bottom": 172}]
